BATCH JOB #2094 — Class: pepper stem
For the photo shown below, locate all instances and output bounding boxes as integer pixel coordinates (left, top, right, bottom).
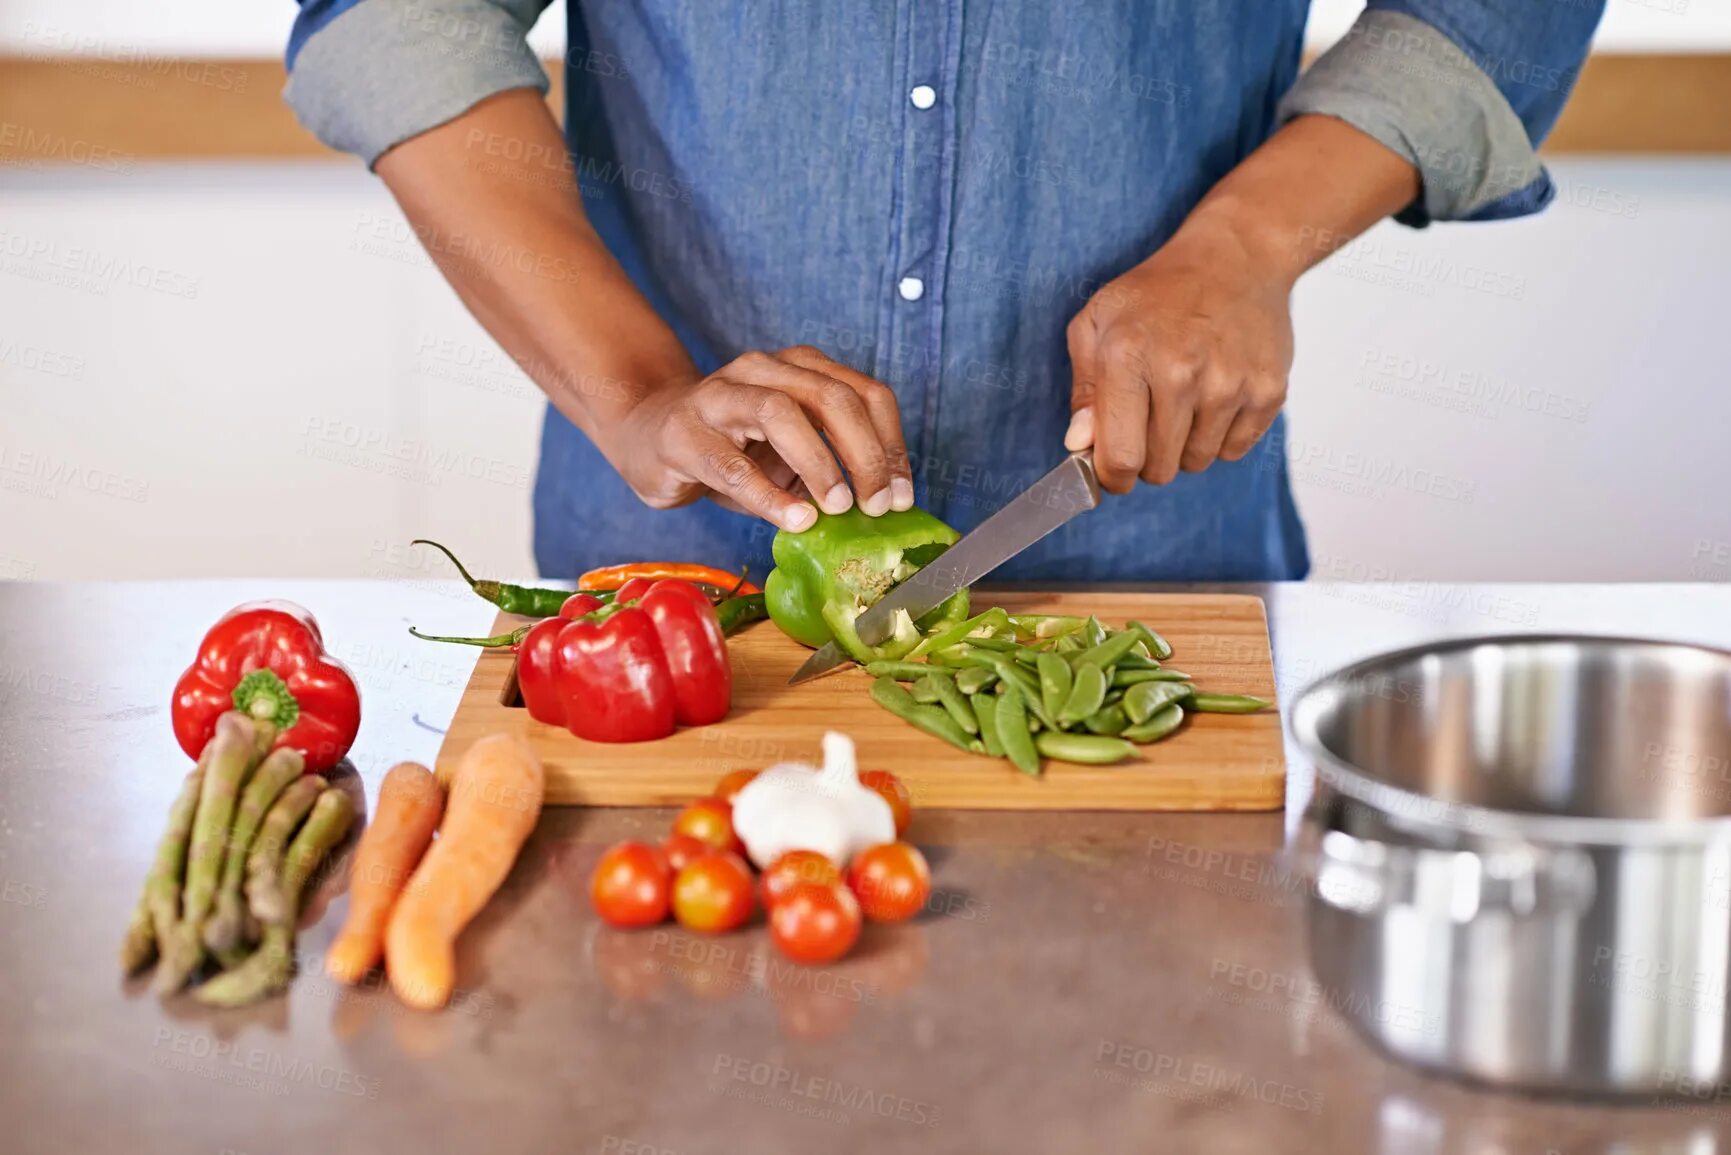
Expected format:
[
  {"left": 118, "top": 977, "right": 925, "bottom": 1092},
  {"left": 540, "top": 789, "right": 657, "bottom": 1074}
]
[
  {"left": 411, "top": 538, "right": 505, "bottom": 606},
  {"left": 408, "top": 625, "right": 532, "bottom": 648},
  {"left": 230, "top": 669, "right": 300, "bottom": 732}
]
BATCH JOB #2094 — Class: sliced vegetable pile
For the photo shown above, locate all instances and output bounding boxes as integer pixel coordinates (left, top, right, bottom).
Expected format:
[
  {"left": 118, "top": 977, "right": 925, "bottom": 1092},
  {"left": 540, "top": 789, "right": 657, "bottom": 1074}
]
[
  {"left": 590, "top": 732, "right": 929, "bottom": 967},
  {"left": 122, "top": 710, "right": 356, "bottom": 1007},
  {"left": 862, "top": 612, "right": 1269, "bottom": 775}
]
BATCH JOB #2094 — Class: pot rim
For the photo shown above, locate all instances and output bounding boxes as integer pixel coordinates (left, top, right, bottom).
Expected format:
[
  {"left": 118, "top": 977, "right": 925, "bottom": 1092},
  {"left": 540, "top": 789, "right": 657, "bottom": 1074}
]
[{"left": 1291, "top": 632, "right": 1731, "bottom": 849}]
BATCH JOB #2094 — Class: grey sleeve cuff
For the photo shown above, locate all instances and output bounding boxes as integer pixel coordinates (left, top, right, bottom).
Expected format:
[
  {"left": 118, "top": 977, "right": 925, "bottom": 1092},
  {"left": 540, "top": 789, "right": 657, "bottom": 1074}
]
[
  {"left": 285, "top": 0, "right": 550, "bottom": 169},
  {"left": 1277, "top": 9, "right": 1543, "bottom": 224}
]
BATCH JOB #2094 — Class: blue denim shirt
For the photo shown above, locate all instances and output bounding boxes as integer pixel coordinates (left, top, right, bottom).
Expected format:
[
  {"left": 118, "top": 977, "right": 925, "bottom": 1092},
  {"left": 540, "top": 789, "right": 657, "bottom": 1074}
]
[{"left": 286, "top": 1, "right": 1601, "bottom": 581}]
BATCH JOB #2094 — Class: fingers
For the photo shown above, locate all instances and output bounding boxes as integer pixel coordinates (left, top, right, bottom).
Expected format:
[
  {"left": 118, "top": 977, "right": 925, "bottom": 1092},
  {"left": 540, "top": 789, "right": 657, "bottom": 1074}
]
[
  {"left": 702, "top": 373, "right": 854, "bottom": 514},
  {"left": 1064, "top": 313, "right": 1101, "bottom": 452},
  {"left": 778, "top": 347, "right": 914, "bottom": 512},
  {"left": 1176, "top": 376, "right": 1240, "bottom": 475},
  {"left": 675, "top": 417, "right": 819, "bottom": 532},
  {"left": 719, "top": 350, "right": 898, "bottom": 516},
  {"left": 1141, "top": 372, "right": 1196, "bottom": 487},
  {"left": 1219, "top": 398, "right": 1280, "bottom": 462},
  {"left": 1089, "top": 344, "right": 1152, "bottom": 495}
]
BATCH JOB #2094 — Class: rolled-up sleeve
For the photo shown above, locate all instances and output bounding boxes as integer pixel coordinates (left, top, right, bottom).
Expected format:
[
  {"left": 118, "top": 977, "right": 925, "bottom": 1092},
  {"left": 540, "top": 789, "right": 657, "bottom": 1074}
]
[
  {"left": 1279, "top": 1, "right": 1604, "bottom": 226},
  {"left": 285, "top": 0, "right": 552, "bottom": 168}
]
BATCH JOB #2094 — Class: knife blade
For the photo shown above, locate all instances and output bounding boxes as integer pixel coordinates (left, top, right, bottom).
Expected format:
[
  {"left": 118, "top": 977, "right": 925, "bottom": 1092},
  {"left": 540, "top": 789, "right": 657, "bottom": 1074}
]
[{"left": 787, "top": 451, "right": 1100, "bottom": 685}]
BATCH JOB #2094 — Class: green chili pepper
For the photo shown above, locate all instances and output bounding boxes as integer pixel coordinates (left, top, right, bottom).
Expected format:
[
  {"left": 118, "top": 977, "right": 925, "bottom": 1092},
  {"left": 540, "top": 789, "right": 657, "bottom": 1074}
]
[
  {"left": 995, "top": 684, "right": 1041, "bottom": 776},
  {"left": 764, "top": 506, "right": 970, "bottom": 660},
  {"left": 911, "top": 675, "right": 944, "bottom": 704},
  {"left": 929, "top": 672, "right": 980, "bottom": 736},
  {"left": 714, "top": 592, "right": 768, "bottom": 636},
  {"left": 1059, "top": 662, "right": 1108, "bottom": 726},
  {"left": 971, "top": 693, "right": 1005, "bottom": 756},
  {"left": 1033, "top": 732, "right": 1135, "bottom": 765},
  {"left": 1128, "top": 621, "right": 1174, "bottom": 661},
  {"left": 1113, "top": 667, "right": 1192, "bottom": 687},
  {"left": 1082, "top": 703, "right": 1131, "bottom": 735},
  {"left": 955, "top": 666, "right": 998, "bottom": 695},
  {"left": 864, "top": 660, "right": 933, "bottom": 682},
  {"left": 1036, "top": 653, "right": 1073, "bottom": 721},
  {"left": 869, "top": 678, "right": 981, "bottom": 752},
  {"left": 413, "top": 538, "right": 577, "bottom": 617},
  {"left": 1124, "top": 703, "right": 1186, "bottom": 743},
  {"left": 1189, "top": 692, "right": 1272, "bottom": 714},
  {"left": 1123, "top": 680, "right": 1194, "bottom": 724}
]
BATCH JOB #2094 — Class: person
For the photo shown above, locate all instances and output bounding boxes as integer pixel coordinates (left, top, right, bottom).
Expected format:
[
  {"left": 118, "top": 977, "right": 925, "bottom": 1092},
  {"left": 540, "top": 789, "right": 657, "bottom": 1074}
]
[{"left": 285, "top": 1, "right": 1602, "bottom": 581}]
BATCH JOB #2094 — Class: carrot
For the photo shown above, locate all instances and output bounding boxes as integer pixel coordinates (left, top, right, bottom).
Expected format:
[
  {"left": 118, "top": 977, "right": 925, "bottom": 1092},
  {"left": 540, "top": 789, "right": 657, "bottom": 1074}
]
[
  {"left": 325, "top": 762, "right": 445, "bottom": 985},
  {"left": 384, "top": 734, "right": 544, "bottom": 1010}
]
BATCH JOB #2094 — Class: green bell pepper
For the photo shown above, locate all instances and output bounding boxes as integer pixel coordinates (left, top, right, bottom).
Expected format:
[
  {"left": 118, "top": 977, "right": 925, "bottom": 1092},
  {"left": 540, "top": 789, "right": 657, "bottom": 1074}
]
[{"left": 764, "top": 505, "right": 971, "bottom": 663}]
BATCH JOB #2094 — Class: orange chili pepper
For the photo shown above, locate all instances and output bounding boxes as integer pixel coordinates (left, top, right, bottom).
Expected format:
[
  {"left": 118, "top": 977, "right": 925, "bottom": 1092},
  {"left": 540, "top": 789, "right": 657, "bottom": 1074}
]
[{"left": 578, "top": 562, "right": 761, "bottom": 596}]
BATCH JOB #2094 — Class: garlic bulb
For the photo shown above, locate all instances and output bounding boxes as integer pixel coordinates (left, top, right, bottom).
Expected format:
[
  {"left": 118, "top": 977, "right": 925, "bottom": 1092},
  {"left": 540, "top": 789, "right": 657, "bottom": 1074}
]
[{"left": 730, "top": 732, "right": 895, "bottom": 869}]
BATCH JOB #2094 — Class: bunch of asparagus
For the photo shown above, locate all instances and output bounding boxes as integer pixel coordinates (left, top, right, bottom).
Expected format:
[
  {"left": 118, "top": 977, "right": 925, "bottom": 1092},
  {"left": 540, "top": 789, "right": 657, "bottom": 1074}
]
[{"left": 121, "top": 711, "right": 355, "bottom": 1006}]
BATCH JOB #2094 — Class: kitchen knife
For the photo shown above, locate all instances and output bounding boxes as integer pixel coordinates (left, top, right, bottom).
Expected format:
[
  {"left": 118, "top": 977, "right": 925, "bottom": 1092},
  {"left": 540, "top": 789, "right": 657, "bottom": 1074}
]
[{"left": 787, "top": 451, "right": 1100, "bottom": 685}]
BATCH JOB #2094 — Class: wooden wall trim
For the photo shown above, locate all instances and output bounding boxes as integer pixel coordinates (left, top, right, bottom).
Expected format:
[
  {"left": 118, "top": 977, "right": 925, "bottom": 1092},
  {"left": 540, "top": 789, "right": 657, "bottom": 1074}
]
[{"left": 0, "top": 53, "right": 1725, "bottom": 166}]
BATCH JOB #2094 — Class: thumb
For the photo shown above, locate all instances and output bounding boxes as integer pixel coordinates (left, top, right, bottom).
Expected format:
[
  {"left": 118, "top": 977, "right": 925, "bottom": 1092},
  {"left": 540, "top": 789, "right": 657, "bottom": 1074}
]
[{"left": 1065, "top": 315, "right": 1100, "bottom": 451}]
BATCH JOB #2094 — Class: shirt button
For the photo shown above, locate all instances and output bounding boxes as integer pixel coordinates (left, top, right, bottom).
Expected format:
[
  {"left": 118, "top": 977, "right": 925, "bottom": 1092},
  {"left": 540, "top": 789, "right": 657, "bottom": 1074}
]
[
  {"left": 898, "top": 276, "right": 925, "bottom": 301},
  {"left": 909, "top": 85, "right": 937, "bottom": 110}
]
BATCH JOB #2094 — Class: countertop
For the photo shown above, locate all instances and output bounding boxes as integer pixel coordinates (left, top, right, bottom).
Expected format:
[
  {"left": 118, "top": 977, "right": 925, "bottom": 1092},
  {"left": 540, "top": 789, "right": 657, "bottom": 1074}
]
[{"left": 3, "top": 579, "right": 1729, "bottom": 1155}]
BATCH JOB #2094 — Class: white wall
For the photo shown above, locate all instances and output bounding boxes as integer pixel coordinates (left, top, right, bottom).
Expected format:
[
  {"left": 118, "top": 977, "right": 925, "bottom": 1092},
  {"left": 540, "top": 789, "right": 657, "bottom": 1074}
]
[{"left": 2, "top": 157, "right": 1727, "bottom": 583}]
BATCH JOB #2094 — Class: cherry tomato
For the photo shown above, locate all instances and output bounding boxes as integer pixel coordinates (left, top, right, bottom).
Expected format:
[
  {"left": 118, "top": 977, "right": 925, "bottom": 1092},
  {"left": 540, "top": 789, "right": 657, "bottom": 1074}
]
[
  {"left": 590, "top": 841, "right": 672, "bottom": 929},
  {"left": 671, "top": 851, "right": 755, "bottom": 933},
  {"left": 713, "top": 768, "right": 759, "bottom": 801},
  {"left": 662, "top": 832, "right": 710, "bottom": 873},
  {"left": 769, "top": 881, "right": 861, "bottom": 965},
  {"left": 859, "top": 769, "right": 912, "bottom": 836},
  {"left": 845, "top": 842, "right": 931, "bottom": 923},
  {"left": 672, "top": 797, "right": 746, "bottom": 857},
  {"left": 760, "top": 850, "right": 841, "bottom": 909}
]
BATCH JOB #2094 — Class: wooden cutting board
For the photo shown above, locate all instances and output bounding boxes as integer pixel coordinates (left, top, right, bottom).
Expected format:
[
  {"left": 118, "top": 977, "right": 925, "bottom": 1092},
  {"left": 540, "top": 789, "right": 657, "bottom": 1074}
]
[{"left": 434, "top": 592, "right": 1283, "bottom": 811}]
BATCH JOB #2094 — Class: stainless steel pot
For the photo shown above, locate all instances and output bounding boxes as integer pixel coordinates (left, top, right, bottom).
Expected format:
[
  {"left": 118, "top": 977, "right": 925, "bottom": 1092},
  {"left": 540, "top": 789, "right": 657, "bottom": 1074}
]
[{"left": 1290, "top": 635, "right": 1731, "bottom": 1097}]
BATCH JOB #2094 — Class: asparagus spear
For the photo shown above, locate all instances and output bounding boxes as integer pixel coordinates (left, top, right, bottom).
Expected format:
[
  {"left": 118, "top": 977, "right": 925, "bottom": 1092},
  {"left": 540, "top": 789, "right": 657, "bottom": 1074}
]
[
  {"left": 154, "top": 713, "right": 258, "bottom": 993},
  {"left": 243, "top": 775, "right": 328, "bottom": 925},
  {"left": 198, "top": 788, "right": 355, "bottom": 1007},
  {"left": 203, "top": 747, "right": 304, "bottom": 956},
  {"left": 120, "top": 762, "right": 207, "bottom": 974}
]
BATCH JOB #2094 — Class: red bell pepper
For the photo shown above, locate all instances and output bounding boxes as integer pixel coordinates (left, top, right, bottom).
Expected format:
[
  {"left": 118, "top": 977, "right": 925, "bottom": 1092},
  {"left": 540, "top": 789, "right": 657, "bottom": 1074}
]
[
  {"left": 517, "top": 579, "right": 732, "bottom": 742},
  {"left": 171, "top": 601, "right": 362, "bottom": 773}
]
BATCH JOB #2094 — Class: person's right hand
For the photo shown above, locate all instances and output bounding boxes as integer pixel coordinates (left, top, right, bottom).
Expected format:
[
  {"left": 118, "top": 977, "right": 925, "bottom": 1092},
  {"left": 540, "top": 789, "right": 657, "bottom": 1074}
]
[{"left": 610, "top": 345, "right": 916, "bottom": 532}]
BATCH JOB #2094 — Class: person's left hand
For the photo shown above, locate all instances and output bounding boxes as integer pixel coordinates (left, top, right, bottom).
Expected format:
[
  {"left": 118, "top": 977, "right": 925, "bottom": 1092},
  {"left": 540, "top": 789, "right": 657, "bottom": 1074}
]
[{"left": 1064, "top": 216, "right": 1296, "bottom": 494}]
